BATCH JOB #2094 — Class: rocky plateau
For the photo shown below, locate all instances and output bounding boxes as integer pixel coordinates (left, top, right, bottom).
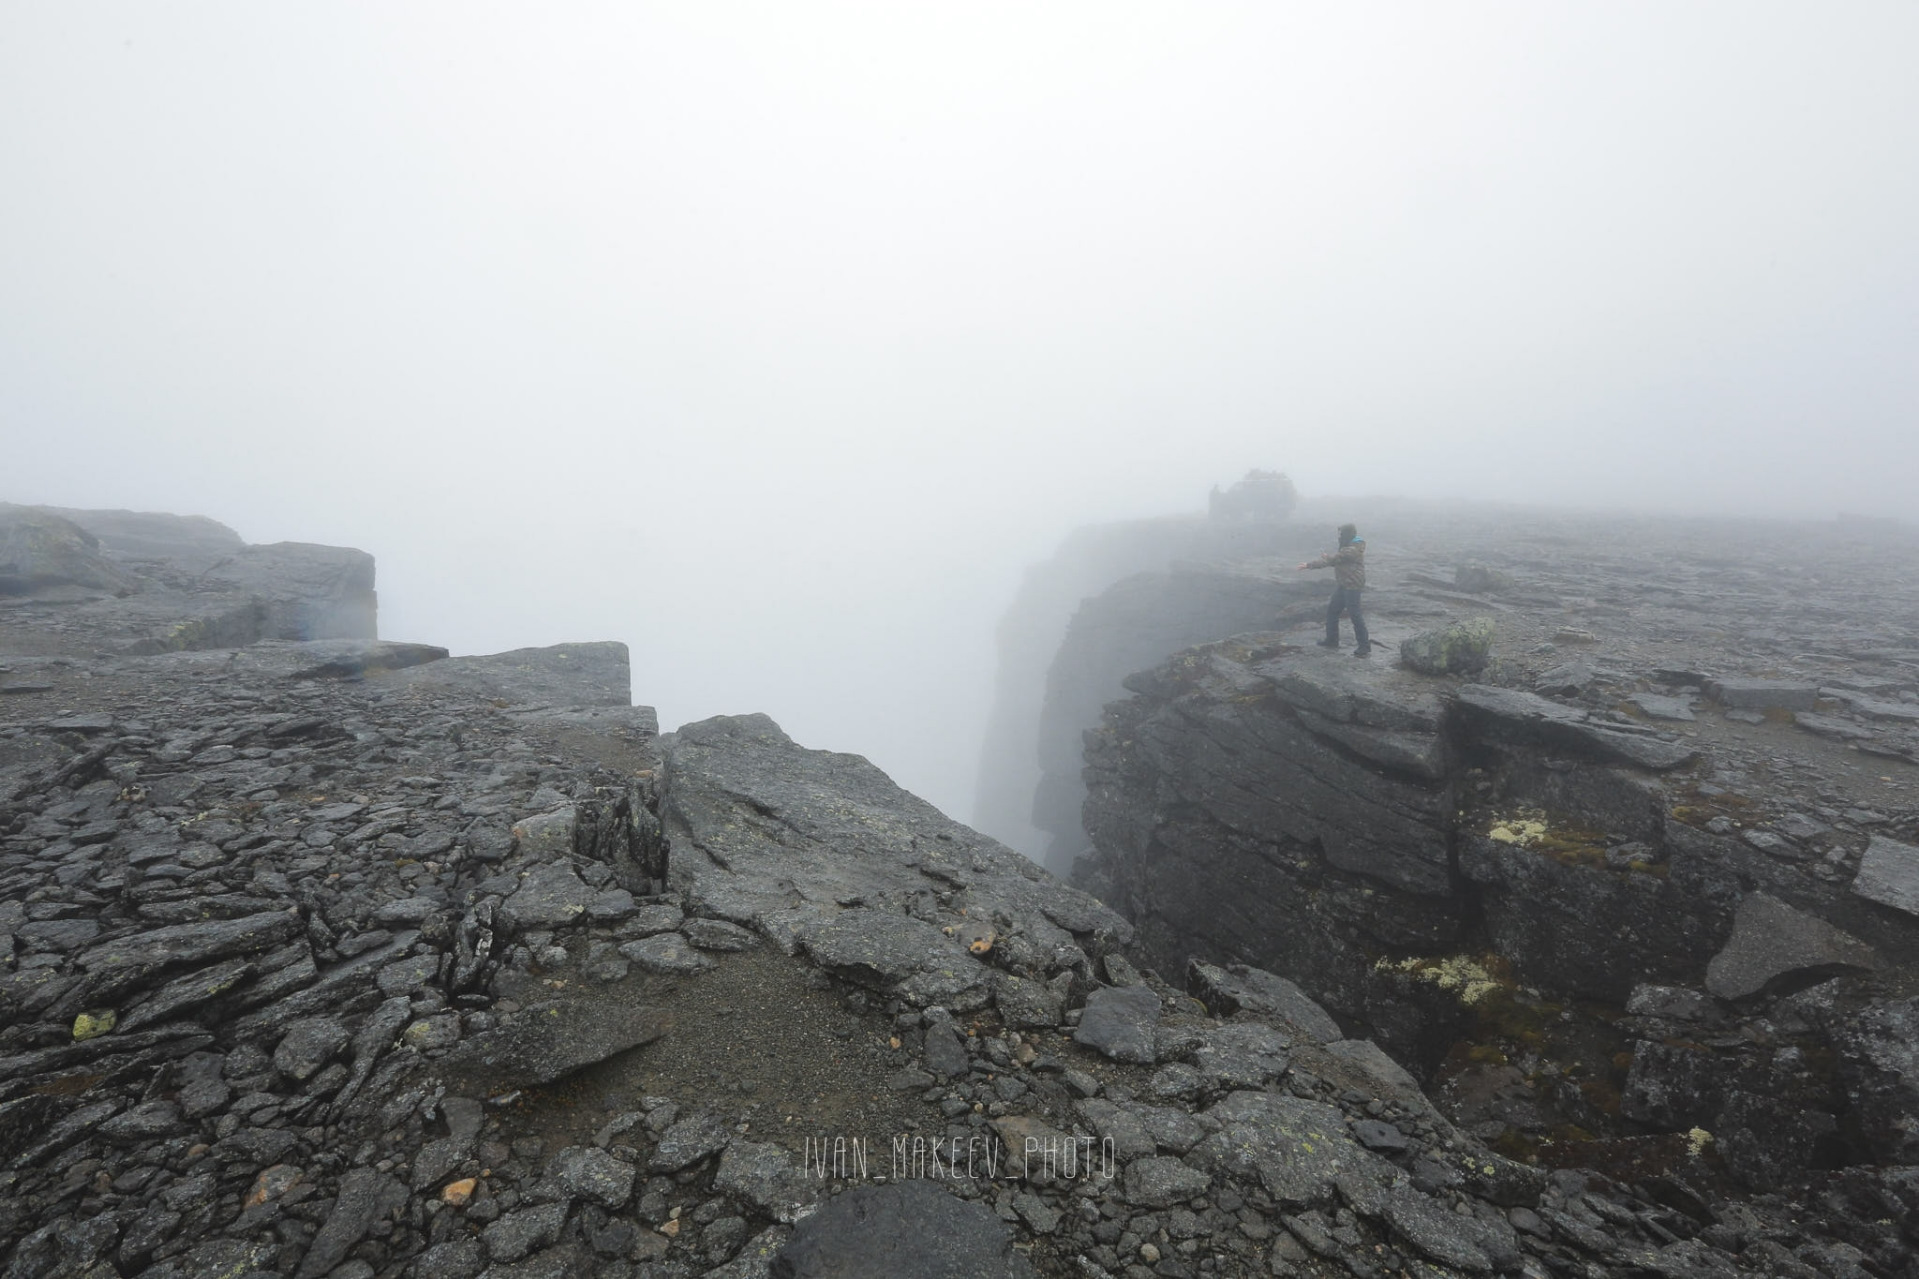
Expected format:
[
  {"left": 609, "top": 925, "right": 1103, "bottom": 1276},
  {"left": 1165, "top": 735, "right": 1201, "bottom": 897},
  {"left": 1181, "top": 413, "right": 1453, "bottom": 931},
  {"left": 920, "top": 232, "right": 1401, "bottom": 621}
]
[{"left": 1, "top": 500, "right": 1916, "bottom": 1279}]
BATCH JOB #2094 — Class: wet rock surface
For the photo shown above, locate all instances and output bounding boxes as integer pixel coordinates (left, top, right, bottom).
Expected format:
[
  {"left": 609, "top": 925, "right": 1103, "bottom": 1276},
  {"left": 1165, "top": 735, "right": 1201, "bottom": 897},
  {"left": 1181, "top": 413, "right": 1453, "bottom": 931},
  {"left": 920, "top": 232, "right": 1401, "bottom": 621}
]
[
  {"left": 1066, "top": 505, "right": 1919, "bottom": 1275},
  {"left": 5, "top": 502, "right": 1918, "bottom": 1279}
]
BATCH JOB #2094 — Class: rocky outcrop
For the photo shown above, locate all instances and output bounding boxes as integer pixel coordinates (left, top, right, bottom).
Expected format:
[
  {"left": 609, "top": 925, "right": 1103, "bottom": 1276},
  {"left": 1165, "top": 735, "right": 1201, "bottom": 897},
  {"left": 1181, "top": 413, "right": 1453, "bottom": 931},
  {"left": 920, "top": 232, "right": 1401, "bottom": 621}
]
[
  {"left": 972, "top": 513, "right": 1314, "bottom": 864},
  {"left": 0, "top": 504, "right": 376, "bottom": 651},
  {"left": 1072, "top": 509, "right": 1919, "bottom": 1218},
  {"left": 5, "top": 499, "right": 1917, "bottom": 1279}
]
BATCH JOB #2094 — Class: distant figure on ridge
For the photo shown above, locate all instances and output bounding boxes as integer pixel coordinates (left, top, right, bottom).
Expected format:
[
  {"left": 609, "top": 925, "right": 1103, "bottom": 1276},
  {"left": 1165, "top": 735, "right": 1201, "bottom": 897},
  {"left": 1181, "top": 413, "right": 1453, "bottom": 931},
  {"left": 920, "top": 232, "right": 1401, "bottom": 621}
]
[{"left": 1298, "top": 523, "right": 1370, "bottom": 657}]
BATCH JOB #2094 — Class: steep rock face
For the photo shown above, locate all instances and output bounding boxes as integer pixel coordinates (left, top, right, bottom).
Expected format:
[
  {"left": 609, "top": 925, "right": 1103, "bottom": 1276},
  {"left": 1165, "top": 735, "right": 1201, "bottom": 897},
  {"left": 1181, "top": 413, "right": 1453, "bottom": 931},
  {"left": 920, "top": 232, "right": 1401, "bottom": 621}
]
[
  {"left": 972, "top": 515, "right": 1310, "bottom": 863},
  {"left": 1030, "top": 570, "right": 1329, "bottom": 876}
]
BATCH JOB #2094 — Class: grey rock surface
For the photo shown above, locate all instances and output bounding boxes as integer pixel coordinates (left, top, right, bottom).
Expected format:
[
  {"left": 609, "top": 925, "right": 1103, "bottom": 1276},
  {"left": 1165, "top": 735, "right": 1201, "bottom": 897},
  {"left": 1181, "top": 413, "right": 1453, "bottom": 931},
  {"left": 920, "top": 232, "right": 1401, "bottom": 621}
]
[
  {"left": 443, "top": 998, "right": 665, "bottom": 1086},
  {"left": 378, "top": 641, "right": 632, "bottom": 708},
  {"left": 1853, "top": 834, "right": 1919, "bottom": 917},
  {"left": 1398, "top": 616, "right": 1495, "bottom": 676},
  {"left": 772, "top": 1180, "right": 1039, "bottom": 1278},
  {"left": 1074, "top": 984, "right": 1160, "bottom": 1064},
  {"left": 1705, "top": 893, "right": 1877, "bottom": 999}
]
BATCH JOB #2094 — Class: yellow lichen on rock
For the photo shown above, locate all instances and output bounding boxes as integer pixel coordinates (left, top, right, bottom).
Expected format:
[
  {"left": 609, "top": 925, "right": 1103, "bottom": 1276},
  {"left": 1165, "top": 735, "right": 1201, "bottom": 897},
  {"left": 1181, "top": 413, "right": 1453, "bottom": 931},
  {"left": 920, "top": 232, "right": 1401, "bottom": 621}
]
[
  {"left": 72, "top": 1010, "right": 116, "bottom": 1041},
  {"left": 1376, "top": 954, "right": 1503, "bottom": 1005}
]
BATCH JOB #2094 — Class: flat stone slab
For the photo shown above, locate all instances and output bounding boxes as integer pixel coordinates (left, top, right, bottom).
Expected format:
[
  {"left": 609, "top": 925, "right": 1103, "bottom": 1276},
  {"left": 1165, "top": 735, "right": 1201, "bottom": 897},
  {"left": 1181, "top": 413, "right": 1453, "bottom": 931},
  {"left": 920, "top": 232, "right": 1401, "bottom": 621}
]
[
  {"left": 618, "top": 933, "right": 715, "bottom": 975},
  {"left": 1706, "top": 678, "right": 1820, "bottom": 712},
  {"left": 443, "top": 998, "right": 664, "bottom": 1086},
  {"left": 1189, "top": 1092, "right": 1395, "bottom": 1210},
  {"left": 1074, "top": 984, "right": 1160, "bottom": 1064},
  {"left": 1630, "top": 694, "right": 1695, "bottom": 722},
  {"left": 796, "top": 909, "right": 964, "bottom": 988},
  {"left": 76, "top": 909, "right": 303, "bottom": 1000},
  {"left": 772, "top": 1180, "right": 1037, "bottom": 1278},
  {"left": 1796, "top": 713, "right": 1876, "bottom": 742},
  {"left": 377, "top": 641, "right": 632, "bottom": 708},
  {"left": 1454, "top": 685, "right": 1696, "bottom": 770},
  {"left": 1854, "top": 835, "right": 1919, "bottom": 918},
  {"left": 502, "top": 861, "right": 594, "bottom": 929},
  {"left": 1188, "top": 961, "right": 1342, "bottom": 1043},
  {"left": 1705, "top": 893, "right": 1877, "bottom": 1000}
]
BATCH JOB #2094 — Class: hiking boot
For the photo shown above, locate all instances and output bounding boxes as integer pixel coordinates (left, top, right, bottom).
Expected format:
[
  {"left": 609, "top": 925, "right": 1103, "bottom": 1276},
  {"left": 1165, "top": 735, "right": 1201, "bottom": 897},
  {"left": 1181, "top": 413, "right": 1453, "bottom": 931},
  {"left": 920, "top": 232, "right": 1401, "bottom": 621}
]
[
  {"left": 1352, "top": 647, "right": 1372, "bottom": 658},
  {"left": 1315, "top": 640, "right": 1339, "bottom": 649}
]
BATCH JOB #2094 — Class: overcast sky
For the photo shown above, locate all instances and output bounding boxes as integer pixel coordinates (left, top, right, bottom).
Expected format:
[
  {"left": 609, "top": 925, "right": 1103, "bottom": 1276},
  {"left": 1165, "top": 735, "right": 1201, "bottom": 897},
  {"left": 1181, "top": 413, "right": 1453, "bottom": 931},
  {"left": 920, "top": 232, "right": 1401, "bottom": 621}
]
[{"left": 5, "top": 3, "right": 1916, "bottom": 822}]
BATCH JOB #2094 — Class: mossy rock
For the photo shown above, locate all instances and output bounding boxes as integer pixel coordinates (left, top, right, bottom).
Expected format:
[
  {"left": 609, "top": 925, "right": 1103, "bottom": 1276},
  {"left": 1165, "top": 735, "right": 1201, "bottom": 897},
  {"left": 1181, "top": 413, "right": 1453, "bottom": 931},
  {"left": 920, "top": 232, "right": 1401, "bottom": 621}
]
[{"left": 1399, "top": 616, "right": 1495, "bottom": 676}]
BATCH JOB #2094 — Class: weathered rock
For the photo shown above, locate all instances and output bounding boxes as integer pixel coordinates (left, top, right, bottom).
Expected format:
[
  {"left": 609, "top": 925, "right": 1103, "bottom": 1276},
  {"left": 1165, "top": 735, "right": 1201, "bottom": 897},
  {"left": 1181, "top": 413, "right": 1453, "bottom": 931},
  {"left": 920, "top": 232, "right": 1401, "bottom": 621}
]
[
  {"left": 659, "top": 712, "right": 1129, "bottom": 1015},
  {"left": 543, "top": 1144, "right": 635, "bottom": 1209},
  {"left": 713, "top": 1138, "right": 817, "bottom": 1222},
  {"left": 1188, "top": 961, "right": 1342, "bottom": 1043},
  {"left": 1706, "top": 678, "right": 1820, "bottom": 711},
  {"left": 1454, "top": 684, "right": 1696, "bottom": 770},
  {"left": 511, "top": 808, "right": 578, "bottom": 860},
  {"left": 1123, "top": 1155, "right": 1211, "bottom": 1207},
  {"left": 1705, "top": 893, "right": 1877, "bottom": 1000},
  {"left": 1399, "top": 616, "right": 1495, "bottom": 676},
  {"left": 1837, "top": 996, "right": 1919, "bottom": 1163},
  {"left": 618, "top": 932, "right": 714, "bottom": 974},
  {"left": 296, "top": 1168, "right": 403, "bottom": 1278},
  {"left": 503, "top": 861, "right": 594, "bottom": 929},
  {"left": 443, "top": 998, "right": 664, "bottom": 1086},
  {"left": 648, "top": 1112, "right": 734, "bottom": 1172},
  {"left": 1190, "top": 1092, "right": 1393, "bottom": 1209},
  {"left": 1074, "top": 984, "right": 1160, "bottom": 1064},
  {"left": 76, "top": 909, "right": 303, "bottom": 1000},
  {"left": 1852, "top": 834, "right": 1919, "bottom": 917},
  {"left": 483, "top": 1201, "right": 568, "bottom": 1263},
  {"left": 0, "top": 505, "right": 145, "bottom": 596},
  {"left": 1187, "top": 1021, "right": 1292, "bottom": 1090},
  {"left": 379, "top": 641, "right": 632, "bottom": 707},
  {"left": 273, "top": 1016, "right": 349, "bottom": 1081},
  {"left": 1631, "top": 693, "right": 1696, "bottom": 722},
  {"left": 771, "top": 1180, "right": 1038, "bottom": 1278},
  {"left": 1454, "top": 563, "right": 1514, "bottom": 595}
]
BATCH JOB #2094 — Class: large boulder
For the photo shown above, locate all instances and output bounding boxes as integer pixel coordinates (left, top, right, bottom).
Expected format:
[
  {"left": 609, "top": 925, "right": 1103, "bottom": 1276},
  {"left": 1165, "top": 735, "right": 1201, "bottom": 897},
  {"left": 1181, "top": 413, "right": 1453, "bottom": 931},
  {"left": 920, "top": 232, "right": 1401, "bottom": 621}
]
[
  {"left": 1399, "top": 617, "right": 1495, "bottom": 676},
  {"left": 1704, "top": 894, "right": 1877, "bottom": 1000}
]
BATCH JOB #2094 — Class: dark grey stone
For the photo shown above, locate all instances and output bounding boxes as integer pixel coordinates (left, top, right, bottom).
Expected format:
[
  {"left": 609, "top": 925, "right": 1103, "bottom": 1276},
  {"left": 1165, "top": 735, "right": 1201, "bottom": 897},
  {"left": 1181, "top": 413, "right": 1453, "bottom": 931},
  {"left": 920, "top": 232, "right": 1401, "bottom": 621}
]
[
  {"left": 618, "top": 932, "right": 714, "bottom": 975},
  {"left": 296, "top": 1168, "right": 401, "bottom": 1279},
  {"left": 921, "top": 1023, "right": 970, "bottom": 1078},
  {"left": 1705, "top": 893, "right": 1876, "bottom": 1000},
  {"left": 1123, "top": 1155, "right": 1211, "bottom": 1207},
  {"left": 1074, "top": 984, "right": 1160, "bottom": 1064},
  {"left": 503, "top": 862, "right": 594, "bottom": 930},
  {"left": 648, "top": 1111, "right": 733, "bottom": 1172},
  {"left": 75, "top": 909, "right": 302, "bottom": 999},
  {"left": 544, "top": 1144, "right": 635, "bottom": 1209},
  {"left": 444, "top": 997, "right": 664, "bottom": 1087},
  {"left": 483, "top": 1201, "right": 569, "bottom": 1263},
  {"left": 770, "top": 1180, "right": 1038, "bottom": 1278},
  {"left": 1188, "top": 962, "right": 1341, "bottom": 1043},
  {"left": 683, "top": 917, "right": 758, "bottom": 951},
  {"left": 1853, "top": 834, "right": 1919, "bottom": 917},
  {"left": 274, "top": 1016, "right": 349, "bottom": 1081}
]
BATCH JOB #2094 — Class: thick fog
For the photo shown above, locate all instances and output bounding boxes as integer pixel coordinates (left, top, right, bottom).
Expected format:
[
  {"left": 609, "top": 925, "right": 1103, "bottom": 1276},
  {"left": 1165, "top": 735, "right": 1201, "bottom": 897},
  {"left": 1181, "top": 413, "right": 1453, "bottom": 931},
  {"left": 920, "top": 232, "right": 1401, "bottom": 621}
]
[{"left": 5, "top": 4, "right": 1916, "bottom": 821}]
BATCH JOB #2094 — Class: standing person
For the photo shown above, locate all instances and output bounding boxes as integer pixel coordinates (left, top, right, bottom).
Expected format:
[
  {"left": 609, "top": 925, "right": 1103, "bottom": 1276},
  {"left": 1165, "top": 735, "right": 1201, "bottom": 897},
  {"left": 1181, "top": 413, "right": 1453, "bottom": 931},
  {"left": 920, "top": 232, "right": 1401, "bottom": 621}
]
[{"left": 1297, "top": 523, "right": 1370, "bottom": 656}]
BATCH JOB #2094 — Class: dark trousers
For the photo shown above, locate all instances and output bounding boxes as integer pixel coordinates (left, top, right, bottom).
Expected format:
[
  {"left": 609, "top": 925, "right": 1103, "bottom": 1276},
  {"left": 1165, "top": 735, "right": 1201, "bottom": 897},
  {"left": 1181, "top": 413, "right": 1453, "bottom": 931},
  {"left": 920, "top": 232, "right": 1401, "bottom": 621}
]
[{"left": 1325, "top": 587, "right": 1369, "bottom": 649}]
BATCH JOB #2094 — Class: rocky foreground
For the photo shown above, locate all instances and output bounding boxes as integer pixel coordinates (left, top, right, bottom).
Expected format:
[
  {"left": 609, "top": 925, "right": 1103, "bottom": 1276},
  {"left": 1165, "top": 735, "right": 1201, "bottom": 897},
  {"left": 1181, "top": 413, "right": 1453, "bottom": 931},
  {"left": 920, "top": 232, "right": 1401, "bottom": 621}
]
[{"left": 2, "top": 504, "right": 1916, "bottom": 1279}]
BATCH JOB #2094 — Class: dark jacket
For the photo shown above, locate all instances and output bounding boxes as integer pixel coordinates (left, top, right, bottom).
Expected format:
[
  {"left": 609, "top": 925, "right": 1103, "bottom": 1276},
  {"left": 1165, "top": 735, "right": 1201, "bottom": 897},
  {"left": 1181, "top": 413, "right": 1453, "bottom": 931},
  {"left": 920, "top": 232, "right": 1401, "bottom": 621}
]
[{"left": 1306, "top": 539, "right": 1366, "bottom": 590}]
